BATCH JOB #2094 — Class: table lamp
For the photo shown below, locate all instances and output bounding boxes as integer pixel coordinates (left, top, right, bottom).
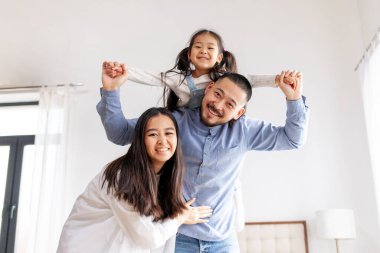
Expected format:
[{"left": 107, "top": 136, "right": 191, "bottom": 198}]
[{"left": 316, "top": 209, "right": 356, "bottom": 253}]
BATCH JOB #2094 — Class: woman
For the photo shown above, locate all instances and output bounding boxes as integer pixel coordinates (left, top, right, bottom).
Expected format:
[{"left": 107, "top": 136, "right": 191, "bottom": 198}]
[{"left": 57, "top": 107, "right": 212, "bottom": 253}]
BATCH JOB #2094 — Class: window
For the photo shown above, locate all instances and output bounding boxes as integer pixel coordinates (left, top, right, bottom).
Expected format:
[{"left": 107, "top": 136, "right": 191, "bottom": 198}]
[{"left": 0, "top": 102, "right": 38, "bottom": 253}]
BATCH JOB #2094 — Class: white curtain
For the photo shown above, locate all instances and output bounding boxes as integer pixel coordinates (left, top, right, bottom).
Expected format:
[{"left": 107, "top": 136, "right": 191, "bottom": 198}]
[
  {"left": 15, "top": 86, "right": 71, "bottom": 253},
  {"left": 358, "top": 31, "right": 380, "bottom": 218}
]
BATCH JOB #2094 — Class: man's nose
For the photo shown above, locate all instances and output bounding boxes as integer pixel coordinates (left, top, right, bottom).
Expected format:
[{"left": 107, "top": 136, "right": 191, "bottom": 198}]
[{"left": 213, "top": 100, "right": 224, "bottom": 111}]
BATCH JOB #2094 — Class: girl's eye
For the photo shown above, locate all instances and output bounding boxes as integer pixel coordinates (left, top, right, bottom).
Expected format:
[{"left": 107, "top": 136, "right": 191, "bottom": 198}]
[
  {"left": 166, "top": 132, "right": 174, "bottom": 136},
  {"left": 148, "top": 133, "right": 157, "bottom": 137}
]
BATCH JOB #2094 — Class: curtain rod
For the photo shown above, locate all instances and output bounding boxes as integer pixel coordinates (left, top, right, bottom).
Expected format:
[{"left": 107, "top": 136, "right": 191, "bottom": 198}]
[
  {"left": 0, "top": 83, "right": 84, "bottom": 92},
  {"left": 354, "top": 27, "right": 380, "bottom": 71}
]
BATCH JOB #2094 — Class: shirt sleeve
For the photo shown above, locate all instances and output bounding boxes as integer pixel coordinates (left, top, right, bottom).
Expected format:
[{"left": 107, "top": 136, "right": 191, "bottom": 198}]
[
  {"left": 100, "top": 181, "right": 180, "bottom": 249},
  {"left": 96, "top": 89, "right": 137, "bottom": 146},
  {"left": 245, "top": 74, "right": 278, "bottom": 88},
  {"left": 244, "top": 96, "right": 309, "bottom": 150},
  {"left": 128, "top": 67, "right": 183, "bottom": 89}
]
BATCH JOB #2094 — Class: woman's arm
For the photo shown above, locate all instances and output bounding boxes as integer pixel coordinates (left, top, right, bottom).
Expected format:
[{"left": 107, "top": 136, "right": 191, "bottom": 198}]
[{"left": 105, "top": 193, "right": 212, "bottom": 249}]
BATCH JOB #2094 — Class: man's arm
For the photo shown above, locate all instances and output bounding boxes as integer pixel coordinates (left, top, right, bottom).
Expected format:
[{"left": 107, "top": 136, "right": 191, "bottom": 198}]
[
  {"left": 245, "top": 70, "right": 309, "bottom": 151},
  {"left": 96, "top": 62, "right": 137, "bottom": 145},
  {"left": 96, "top": 89, "right": 137, "bottom": 145}
]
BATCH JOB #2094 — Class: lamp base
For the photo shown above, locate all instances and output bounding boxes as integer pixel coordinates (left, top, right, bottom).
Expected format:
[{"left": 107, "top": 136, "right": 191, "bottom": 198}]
[{"left": 335, "top": 239, "right": 340, "bottom": 253}]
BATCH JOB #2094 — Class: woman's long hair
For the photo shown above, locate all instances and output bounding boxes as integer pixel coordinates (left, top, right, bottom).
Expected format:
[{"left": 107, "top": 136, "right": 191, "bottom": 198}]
[
  {"left": 163, "top": 29, "right": 237, "bottom": 111},
  {"left": 102, "top": 107, "right": 186, "bottom": 221}
]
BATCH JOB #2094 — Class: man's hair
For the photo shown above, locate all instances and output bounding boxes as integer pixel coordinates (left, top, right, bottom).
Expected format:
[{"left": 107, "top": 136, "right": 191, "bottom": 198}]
[
  {"left": 102, "top": 107, "right": 186, "bottom": 221},
  {"left": 217, "top": 72, "right": 252, "bottom": 103}
]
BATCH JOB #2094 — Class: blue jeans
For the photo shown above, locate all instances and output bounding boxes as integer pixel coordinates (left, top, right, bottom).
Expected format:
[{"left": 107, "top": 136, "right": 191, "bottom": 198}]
[{"left": 175, "top": 233, "right": 240, "bottom": 253}]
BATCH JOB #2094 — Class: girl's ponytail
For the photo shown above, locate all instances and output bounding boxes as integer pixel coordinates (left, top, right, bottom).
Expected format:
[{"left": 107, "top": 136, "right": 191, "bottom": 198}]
[
  {"left": 175, "top": 47, "right": 191, "bottom": 75},
  {"left": 209, "top": 50, "right": 238, "bottom": 81},
  {"left": 222, "top": 50, "right": 237, "bottom": 72},
  {"left": 162, "top": 47, "right": 190, "bottom": 111}
]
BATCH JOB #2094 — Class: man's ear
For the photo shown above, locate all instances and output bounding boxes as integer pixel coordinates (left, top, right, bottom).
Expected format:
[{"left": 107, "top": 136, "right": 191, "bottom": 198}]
[
  {"left": 205, "top": 82, "right": 215, "bottom": 92},
  {"left": 233, "top": 107, "right": 246, "bottom": 120}
]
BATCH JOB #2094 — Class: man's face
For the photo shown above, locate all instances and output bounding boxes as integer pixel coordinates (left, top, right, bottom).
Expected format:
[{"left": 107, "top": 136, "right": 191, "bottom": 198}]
[{"left": 200, "top": 78, "right": 247, "bottom": 127}]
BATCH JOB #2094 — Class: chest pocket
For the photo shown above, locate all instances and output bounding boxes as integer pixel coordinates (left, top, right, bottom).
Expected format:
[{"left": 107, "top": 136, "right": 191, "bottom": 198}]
[{"left": 216, "top": 146, "right": 241, "bottom": 169}]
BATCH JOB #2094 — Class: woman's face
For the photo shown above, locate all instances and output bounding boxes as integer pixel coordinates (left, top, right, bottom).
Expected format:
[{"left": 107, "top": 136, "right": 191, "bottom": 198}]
[{"left": 144, "top": 114, "right": 177, "bottom": 173}]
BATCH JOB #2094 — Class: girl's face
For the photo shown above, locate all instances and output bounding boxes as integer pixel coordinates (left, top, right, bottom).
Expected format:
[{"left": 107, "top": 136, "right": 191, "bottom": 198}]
[
  {"left": 144, "top": 114, "right": 177, "bottom": 173},
  {"left": 189, "top": 33, "right": 223, "bottom": 75}
]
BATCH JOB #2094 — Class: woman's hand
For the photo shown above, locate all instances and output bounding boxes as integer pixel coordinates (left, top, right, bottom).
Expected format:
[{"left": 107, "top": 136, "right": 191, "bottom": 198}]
[
  {"left": 177, "top": 198, "right": 213, "bottom": 225},
  {"left": 101, "top": 61, "right": 128, "bottom": 91}
]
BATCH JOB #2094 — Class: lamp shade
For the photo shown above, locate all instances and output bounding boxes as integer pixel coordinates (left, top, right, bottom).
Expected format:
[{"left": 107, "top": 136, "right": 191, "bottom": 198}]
[{"left": 316, "top": 209, "right": 356, "bottom": 239}]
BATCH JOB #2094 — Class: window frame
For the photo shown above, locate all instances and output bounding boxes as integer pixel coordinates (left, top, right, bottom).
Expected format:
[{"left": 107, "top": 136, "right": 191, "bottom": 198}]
[{"left": 0, "top": 101, "right": 37, "bottom": 253}]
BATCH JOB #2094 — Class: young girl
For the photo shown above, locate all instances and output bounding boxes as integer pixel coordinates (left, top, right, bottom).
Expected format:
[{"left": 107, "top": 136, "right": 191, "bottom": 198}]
[
  {"left": 57, "top": 107, "right": 212, "bottom": 253},
  {"left": 104, "top": 29, "right": 294, "bottom": 111}
]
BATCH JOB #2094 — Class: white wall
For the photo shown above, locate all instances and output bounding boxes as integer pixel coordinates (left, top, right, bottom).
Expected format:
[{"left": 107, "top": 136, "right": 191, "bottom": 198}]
[
  {"left": 357, "top": 0, "right": 380, "bottom": 45},
  {"left": 1, "top": 0, "right": 379, "bottom": 252}
]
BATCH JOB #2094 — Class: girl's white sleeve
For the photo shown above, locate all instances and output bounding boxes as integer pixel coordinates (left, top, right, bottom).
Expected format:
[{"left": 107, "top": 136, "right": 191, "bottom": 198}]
[
  {"left": 245, "top": 74, "right": 277, "bottom": 88},
  {"left": 100, "top": 182, "right": 180, "bottom": 249},
  {"left": 128, "top": 67, "right": 181, "bottom": 90},
  {"left": 128, "top": 67, "right": 192, "bottom": 105}
]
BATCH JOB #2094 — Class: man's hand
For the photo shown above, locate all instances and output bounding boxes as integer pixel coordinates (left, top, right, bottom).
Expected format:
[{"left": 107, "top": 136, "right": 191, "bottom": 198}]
[
  {"left": 101, "top": 61, "right": 128, "bottom": 91},
  {"left": 277, "top": 70, "right": 303, "bottom": 100}
]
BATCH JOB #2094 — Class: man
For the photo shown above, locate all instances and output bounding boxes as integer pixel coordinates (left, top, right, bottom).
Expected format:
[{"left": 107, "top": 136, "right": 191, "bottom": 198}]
[{"left": 97, "top": 62, "right": 309, "bottom": 253}]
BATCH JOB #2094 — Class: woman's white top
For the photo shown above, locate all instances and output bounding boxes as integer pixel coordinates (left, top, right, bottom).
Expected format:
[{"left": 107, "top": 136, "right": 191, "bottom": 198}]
[
  {"left": 57, "top": 171, "right": 179, "bottom": 253},
  {"left": 127, "top": 68, "right": 277, "bottom": 106}
]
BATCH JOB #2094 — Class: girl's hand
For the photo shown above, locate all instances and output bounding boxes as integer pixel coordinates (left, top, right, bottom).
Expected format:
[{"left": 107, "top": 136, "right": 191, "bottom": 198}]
[
  {"left": 277, "top": 70, "right": 303, "bottom": 100},
  {"left": 177, "top": 198, "right": 213, "bottom": 225},
  {"left": 275, "top": 74, "right": 298, "bottom": 87},
  {"left": 102, "top": 61, "right": 128, "bottom": 91}
]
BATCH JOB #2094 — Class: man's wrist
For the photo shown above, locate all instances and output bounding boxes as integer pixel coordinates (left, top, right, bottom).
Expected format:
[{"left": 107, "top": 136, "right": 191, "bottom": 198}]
[
  {"left": 286, "top": 95, "right": 301, "bottom": 101},
  {"left": 102, "top": 86, "right": 119, "bottom": 91}
]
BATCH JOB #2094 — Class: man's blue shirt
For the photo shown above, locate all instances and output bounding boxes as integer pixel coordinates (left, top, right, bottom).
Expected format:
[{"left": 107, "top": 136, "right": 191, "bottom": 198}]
[{"left": 96, "top": 89, "right": 309, "bottom": 241}]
